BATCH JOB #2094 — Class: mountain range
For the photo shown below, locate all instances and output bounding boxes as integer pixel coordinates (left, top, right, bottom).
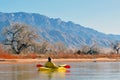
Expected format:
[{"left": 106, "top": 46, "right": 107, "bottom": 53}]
[{"left": 0, "top": 12, "right": 120, "bottom": 48}]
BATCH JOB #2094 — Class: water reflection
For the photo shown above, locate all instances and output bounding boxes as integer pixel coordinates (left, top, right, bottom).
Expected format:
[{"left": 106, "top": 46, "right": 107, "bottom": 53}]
[
  {"left": 70, "top": 62, "right": 120, "bottom": 80},
  {"left": 38, "top": 70, "right": 70, "bottom": 80},
  {"left": 0, "top": 64, "right": 37, "bottom": 80},
  {"left": 0, "top": 62, "right": 120, "bottom": 80}
]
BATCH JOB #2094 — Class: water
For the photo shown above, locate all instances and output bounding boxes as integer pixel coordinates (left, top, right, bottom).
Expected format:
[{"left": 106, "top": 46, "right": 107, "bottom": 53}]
[{"left": 0, "top": 62, "right": 120, "bottom": 80}]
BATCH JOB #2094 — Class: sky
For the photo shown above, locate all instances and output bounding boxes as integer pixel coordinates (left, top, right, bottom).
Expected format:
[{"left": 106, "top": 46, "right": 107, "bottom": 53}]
[{"left": 0, "top": 0, "right": 120, "bottom": 34}]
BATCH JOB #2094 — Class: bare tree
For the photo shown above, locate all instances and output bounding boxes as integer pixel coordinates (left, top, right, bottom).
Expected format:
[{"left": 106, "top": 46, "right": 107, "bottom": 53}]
[
  {"left": 2, "top": 23, "right": 39, "bottom": 54},
  {"left": 53, "top": 42, "right": 67, "bottom": 53},
  {"left": 87, "top": 43, "right": 100, "bottom": 54},
  {"left": 80, "top": 45, "right": 90, "bottom": 54},
  {"left": 28, "top": 40, "right": 50, "bottom": 54},
  {"left": 111, "top": 41, "right": 120, "bottom": 54},
  {"left": 80, "top": 43, "right": 100, "bottom": 54}
]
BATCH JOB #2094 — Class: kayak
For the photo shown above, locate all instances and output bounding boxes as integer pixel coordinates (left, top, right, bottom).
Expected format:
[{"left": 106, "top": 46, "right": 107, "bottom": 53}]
[
  {"left": 38, "top": 66, "right": 66, "bottom": 72},
  {"left": 37, "top": 64, "right": 70, "bottom": 72}
]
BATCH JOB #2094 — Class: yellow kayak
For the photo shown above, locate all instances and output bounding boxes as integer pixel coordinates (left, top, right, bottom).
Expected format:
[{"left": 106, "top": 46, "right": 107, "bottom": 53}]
[{"left": 38, "top": 66, "right": 66, "bottom": 72}]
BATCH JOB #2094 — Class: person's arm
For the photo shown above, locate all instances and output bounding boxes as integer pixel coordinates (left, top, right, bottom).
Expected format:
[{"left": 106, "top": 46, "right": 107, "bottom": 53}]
[
  {"left": 44, "top": 61, "right": 49, "bottom": 67},
  {"left": 51, "top": 62, "right": 58, "bottom": 69}
]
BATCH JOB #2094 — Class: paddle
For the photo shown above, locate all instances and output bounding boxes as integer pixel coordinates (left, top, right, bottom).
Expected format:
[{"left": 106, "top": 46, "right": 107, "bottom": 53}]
[
  {"left": 36, "top": 64, "right": 71, "bottom": 68},
  {"left": 59, "top": 64, "right": 71, "bottom": 68},
  {"left": 36, "top": 64, "right": 43, "bottom": 67},
  {"left": 63, "top": 65, "right": 71, "bottom": 68}
]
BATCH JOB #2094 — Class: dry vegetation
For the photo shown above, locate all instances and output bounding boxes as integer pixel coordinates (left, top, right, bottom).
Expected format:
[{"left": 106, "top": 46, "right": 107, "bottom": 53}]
[
  {"left": 0, "top": 46, "right": 19, "bottom": 59},
  {"left": 0, "top": 46, "right": 120, "bottom": 59},
  {"left": 40, "top": 53, "right": 120, "bottom": 59}
]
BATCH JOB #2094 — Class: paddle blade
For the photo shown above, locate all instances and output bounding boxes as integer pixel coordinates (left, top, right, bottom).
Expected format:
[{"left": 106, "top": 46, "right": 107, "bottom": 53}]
[
  {"left": 64, "top": 65, "right": 71, "bottom": 68},
  {"left": 36, "top": 64, "right": 43, "bottom": 67}
]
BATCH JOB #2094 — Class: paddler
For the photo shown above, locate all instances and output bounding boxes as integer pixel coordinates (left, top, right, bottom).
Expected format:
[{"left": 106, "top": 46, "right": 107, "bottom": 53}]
[{"left": 44, "top": 57, "right": 58, "bottom": 69}]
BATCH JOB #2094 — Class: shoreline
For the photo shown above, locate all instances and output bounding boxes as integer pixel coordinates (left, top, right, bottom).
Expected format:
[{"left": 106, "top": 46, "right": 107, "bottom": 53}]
[{"left": 0, "top": 58, "right": 120, "bottom": 64}]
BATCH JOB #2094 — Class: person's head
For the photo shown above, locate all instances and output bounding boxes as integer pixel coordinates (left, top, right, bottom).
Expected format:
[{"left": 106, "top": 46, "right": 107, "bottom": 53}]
[{"left": 48, "top": 57, "right": 51, "bottom": 62}]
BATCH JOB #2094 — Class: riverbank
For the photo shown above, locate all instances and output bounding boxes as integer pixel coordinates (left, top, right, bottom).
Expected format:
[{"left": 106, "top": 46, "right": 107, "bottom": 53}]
[
  {"left": 0, "top": 58, "right": 120, "bottom": 64},
  {"left": 0, "top": 53, "right": 120, "bottom": 64}
]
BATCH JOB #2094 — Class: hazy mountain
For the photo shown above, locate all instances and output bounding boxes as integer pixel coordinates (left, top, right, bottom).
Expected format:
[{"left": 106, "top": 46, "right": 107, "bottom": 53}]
[{"left": 0, "top": 12, "right": 120, "bottom": 48}]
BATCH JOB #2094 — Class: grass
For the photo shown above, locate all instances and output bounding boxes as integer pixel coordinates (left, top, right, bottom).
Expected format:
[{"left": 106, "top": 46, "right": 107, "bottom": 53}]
[
  {"left": 0, "top": 53, "right": 120, "bottom": 59},
  {"left": 44, "top": 53, "right": 120, "bottom": 59},
  {"left": 0, "top": 46, "right": 120, "bottom": 59}
]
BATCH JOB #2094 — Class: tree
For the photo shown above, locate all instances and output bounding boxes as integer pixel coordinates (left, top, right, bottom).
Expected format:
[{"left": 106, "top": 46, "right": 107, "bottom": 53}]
[
  {"left": 2, "top": 23, "right": 39, "bottom": 54},
  {"left": 80, "top": 42, "right": 100, "bottom": 54},
  {"left": 33, "top": 41, "right": 48, "bottom": 54},
  {"left": 53, "top": 42, "right": 67, "bottom": 53},
  {"left": 80, "top": 45, "right": 90, "bottom": 54},
  {"left": 111, "top": 41, "right": 120, "bottom": 54},
  {"left": 87, "top": 43, "right": 100, "bottom": 54}
]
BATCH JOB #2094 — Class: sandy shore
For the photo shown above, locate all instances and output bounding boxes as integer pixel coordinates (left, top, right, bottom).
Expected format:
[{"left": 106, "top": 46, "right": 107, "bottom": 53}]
[{"left": 0, "top": 58, "right": 120, "bottom": 64}]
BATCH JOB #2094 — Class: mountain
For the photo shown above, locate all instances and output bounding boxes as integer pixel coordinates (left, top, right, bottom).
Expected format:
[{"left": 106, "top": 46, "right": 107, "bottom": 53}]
[{"left": 0, "top": 12, "right": 120, "bottom": 48}]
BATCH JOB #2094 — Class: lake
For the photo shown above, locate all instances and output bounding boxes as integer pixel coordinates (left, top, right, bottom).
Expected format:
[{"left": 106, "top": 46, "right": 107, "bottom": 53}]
[{"left": 0, "top": 62, "right": 120, "bottom": 80}]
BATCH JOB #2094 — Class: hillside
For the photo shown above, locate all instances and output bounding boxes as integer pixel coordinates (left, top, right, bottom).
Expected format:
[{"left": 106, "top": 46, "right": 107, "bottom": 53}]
[{"left": 0, "top": 12, "right": 120, "bottom": 48}]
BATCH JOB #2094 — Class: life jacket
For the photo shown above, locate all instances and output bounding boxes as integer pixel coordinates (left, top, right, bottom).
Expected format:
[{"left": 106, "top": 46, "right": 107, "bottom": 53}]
[{"left": 44, "top": 61, "right": 58, "bottom": 69}]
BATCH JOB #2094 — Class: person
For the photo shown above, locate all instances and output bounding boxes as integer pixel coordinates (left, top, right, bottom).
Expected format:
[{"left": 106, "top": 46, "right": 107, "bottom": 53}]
[{"left": 44, "top": 57, "right": 58, "bottom": 69}]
